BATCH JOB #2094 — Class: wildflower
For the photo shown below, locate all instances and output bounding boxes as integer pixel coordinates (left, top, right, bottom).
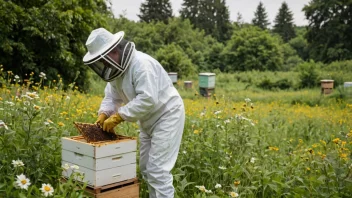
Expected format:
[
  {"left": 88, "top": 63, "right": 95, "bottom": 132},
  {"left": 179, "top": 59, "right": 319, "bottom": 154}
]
[
  {"left": 250, "top": 157, "right": 256, "bottom": 163},
  {"left": 58, "top": 122, "right": 65, "bottom": 127},
  {"left": 224, "top": 119, "right": 230, "bottom": 124},
  {"left": 12, "top": 160, "right": 24, "bottom": 167},
  {"left": 230, "top": 192, "right": 239, "bottom": 197},
  {"left": 194, "top": 130, "right": 200, "bottom": 134},
  {"left": 234, "top": 181, "right": 240, "bottom": 187},
  {"left": 62, "top": 164, "right": 70, "bottom": 170},
  {"left": 14, "top": 75, "right": 19, "bottom": 79},
  {"left": 205, "top": 189, "right": 212, "bottom": 193},
  {"left": 66, "top": 96, "right": 70, "bottom": 100},
  {"left": 5, "top": 101, "right": 15, "bottom": 106},
  {"left": 306, "top": 167, "right": 311, "bottom": 171},
  {"left": 214, "top": 110, "right": 222, "bottom": 115},
  {"left": 70, "top": 165, "right": 79, "bottom": 170},
  {"left": 15, "top": 174, "right": 31, "bottom": 190},
  {"left": 321, "top": 154, "right": 326, "bottom": 160},
  {"left": 195, "top": 185, "right": 206, "bottom": 192},
  {"left": 215, "top": 183, "right": 222, "bottom": 188},
  {"left": 0, "top": 120, "right": 8, "bottom": 130},
  {"left": 333, "top": 138, "right": 340, "bottom": 144},
  {"left": 39, "top": 72, "right": 46, "bottom": 78},
  {"left": 269, "top": 146, "right": 279, "bottom": 151},
  {"left": 245, "top": 98, "right": 251, "bottom": 103},
  {"left": 308, "top": 148, "right": 314, "bottom": 154},
  {"left": 40, "top": 183, "right": 54, "bottom": 197},
  {"left": 218, "top": 166, "right": 227, "bottom": 170},
  {"left": 33, "top": 105, "right": 41, "bottom": 110},
  {"left": 182, "top": 151, "right": 187, "bottom": 154},
  {"left": 340, "top": 153, "right": 348, "bottom": 160}
]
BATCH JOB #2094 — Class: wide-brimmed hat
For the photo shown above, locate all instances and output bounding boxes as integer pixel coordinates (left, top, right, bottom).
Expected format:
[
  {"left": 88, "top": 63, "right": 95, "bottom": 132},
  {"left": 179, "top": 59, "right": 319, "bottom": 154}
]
[{"left": 83, "top": 28, "right": 124, "bottom": 63}]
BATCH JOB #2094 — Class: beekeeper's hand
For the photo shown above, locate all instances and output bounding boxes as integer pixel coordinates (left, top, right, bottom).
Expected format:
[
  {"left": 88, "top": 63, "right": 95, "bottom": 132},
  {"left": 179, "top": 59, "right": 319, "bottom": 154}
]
[
  {"left": 95, "top": 113, "right": 108, "bottom": 127},
  {"left": 103, "top": 113, "right": 124, "bottom": 133}
]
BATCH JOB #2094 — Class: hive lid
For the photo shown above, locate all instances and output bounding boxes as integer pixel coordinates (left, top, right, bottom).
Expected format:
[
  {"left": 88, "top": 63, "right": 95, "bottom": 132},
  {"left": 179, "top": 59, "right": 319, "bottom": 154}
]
[
  {"left": 73, "top": 122, "right": 118, "bottom": 143},
  {"left": 320, "top": 79, "right": 334, "bottom": 82},
  {"left": 199, "top": 72, "right": 215, "bottom": 76}
]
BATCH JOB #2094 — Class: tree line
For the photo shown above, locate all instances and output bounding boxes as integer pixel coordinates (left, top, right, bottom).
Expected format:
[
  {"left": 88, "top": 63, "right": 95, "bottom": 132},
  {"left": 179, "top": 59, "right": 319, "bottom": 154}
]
[{"left": 1, "top": 0, "right": 351, "bottom": 90}]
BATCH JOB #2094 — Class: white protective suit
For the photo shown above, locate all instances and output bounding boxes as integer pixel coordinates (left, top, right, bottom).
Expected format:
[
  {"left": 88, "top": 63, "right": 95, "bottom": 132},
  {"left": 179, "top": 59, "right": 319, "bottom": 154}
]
[{"left": 98, "top": 50, "right": 185, "bottom": 198}]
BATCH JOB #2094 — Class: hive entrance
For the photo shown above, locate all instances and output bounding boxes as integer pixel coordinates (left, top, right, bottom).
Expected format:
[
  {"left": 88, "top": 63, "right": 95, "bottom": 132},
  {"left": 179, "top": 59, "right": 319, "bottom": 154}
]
[{"left": 73, "top": 122, "right": 118, "bottom": 143}]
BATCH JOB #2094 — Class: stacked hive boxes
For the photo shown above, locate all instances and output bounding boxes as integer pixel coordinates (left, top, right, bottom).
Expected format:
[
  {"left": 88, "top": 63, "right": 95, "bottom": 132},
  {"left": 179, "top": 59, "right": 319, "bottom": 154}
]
[{"left": 61, "top": 136, "right": 137, "bottom": 188}]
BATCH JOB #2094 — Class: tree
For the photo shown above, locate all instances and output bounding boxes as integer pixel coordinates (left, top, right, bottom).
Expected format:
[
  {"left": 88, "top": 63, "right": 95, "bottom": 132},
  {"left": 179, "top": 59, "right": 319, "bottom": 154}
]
[
  {"left": 252, "top": 2, "right": 270, "bottom": 29},
  {"left": 180, "top": 0, "right": 232, "bottom": 42},
  {"left": 138, "top": 0, "right": 173, "bottom": 23},
  {"left": 0, "top": 0, "right": 110, "bottom": 91},
  {"left": 273, "top": 2, "right": 296, "bottom": 42},
  {"left": 303, "top": 0, "right": 352, "bottom": 63},
  {"left": 222, "top": 26, "right": 283, "bottom": 71}
]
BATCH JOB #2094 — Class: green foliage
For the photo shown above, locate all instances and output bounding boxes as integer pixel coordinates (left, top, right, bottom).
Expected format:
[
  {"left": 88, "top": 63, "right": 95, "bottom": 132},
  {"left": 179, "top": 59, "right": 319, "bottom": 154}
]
[
  {"left": 0, "top": 0, "right": 111, "bottom": 91},
  {"left": 155, "top": 44, "right": 196, "bottom": 78},
  {"left": 289, "top": 35, "right": 309, "bottom": 61},
  {"left": 296, "top": 60, "right": 321, "bottom": 88},
  {"left": 252, "top": 2, "right": 270, "bottom": 30},
  {"left": 320, "top": 60, "right": 352, "bottom": 87},
  {"left": 281, "top": 43, "right": 304, "bottom": 71},
  {"left": 111, "top": 17, "right": 225, "bottom": 73},
  {"left": 223, "top": 26, "right": 283, "bottom": 71},
  {"left": 180, "top": 0, "right": 232, "bottom": 42},
  {"left": 273, "top": 2, "right": 296, "bottom": 42},
  {"left": 303, "top": 0, "right": 352, "bottom": 63},
  {"left": 138, "top": 0, "right": 173, "bottom": 23}
]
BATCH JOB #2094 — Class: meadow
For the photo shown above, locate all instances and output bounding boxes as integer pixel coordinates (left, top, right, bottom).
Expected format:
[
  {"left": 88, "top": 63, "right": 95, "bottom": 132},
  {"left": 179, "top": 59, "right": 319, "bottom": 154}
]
[{"left": 1, "top": 69, "right": 352, "bottom": 197}]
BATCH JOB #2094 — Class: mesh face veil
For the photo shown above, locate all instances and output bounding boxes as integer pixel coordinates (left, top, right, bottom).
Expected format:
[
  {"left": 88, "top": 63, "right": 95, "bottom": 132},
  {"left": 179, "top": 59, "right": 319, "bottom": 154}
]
[{"left": 84, "top": 38, "right": 135, "bottom": 82}]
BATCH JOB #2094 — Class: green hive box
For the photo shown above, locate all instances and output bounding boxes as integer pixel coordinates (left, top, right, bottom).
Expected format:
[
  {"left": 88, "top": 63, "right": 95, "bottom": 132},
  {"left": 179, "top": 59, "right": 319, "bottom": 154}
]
[{"left": 199, "top": 73, "right": 216, "bottom": 88}]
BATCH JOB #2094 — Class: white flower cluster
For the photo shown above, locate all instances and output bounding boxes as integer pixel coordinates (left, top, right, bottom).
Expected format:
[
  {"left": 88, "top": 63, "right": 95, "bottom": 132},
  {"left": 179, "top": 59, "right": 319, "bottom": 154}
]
[
  {"left": 12, "top": 159, "right": 24, "bottom": 167},
  {"left": 195, "top": 185, "right": 212, "bottom": 193}
]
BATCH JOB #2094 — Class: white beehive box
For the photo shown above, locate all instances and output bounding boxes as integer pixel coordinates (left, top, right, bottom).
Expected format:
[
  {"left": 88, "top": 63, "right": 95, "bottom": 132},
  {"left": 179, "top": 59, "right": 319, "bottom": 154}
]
[
  {"left": 61, "top": 136, "right": 137, "bottom": 187},
  {"left": 168, "top": 72, "right": 178, "bottom": 84}
]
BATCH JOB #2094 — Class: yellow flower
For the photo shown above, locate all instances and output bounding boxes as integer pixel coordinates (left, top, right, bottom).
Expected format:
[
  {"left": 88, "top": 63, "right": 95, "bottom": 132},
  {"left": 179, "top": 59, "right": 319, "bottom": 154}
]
[
  {"left": 58, "top": 122, "right": 65, "bottom": 127},
  {"left": 230, "top": 192, "right": 239, "bottom": 197},
  {"left": 333, "top": 138, "right": 340, "bottom": 144},
  {"left": 321, "top": 154, "right": 326, "bottom": 160},
  {"left": 0, "top": 97, "right": 2, "bottom": 101},
  {"left": 306, "top": 167, "right": 311, "bottom": 171},
  {"left": 340, "top": 153, "right": 348, "bottom": 160},
  {"left": 234, "top": 180, "right": 240, "bottom": 187},
  {"left": 320, "top": 140, "right": 326, "bottom": 146},
  {"left": 194, "top": 130, "right": 200, "bottom": 134},
  {"left": 269, "top": 146, "right": 279, "bottom": 151}
]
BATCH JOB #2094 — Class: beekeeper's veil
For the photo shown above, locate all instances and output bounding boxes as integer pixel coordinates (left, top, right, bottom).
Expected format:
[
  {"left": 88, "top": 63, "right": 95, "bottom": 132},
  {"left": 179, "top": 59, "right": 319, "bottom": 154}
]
[{"left": 83, "top": 28, "right": 135, "bottom": 81}]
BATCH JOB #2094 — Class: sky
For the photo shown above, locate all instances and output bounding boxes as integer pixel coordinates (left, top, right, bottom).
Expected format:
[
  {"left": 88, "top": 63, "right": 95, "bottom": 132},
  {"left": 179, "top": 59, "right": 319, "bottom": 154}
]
[{"left": 109, "top": 0, "right": 309, "bottom": 26}]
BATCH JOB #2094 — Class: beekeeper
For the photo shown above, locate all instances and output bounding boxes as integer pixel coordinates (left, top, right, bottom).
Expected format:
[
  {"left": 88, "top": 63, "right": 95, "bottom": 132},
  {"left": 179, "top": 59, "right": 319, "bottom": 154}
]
[{"left": 83, "top": 28, "right": 185, "bottom": 198}]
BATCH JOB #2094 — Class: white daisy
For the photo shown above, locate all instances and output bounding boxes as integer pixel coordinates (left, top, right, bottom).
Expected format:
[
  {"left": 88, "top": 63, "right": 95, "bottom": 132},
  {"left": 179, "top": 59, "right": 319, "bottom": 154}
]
[
  {"left": 250, "top": 157, "right": 256, "bottom": 163},
  {"left": 215, "top": 183, "right": 222, "bottom": 188},
  {"left": 0, "top": 120, "right": 8, "bottom": 130},
  {"left": 15, "top": 174, "right": 31, "bottom": 190},
  {"left": 40, "top": 183, "right": 54, "bottom": 197},
  {"left": 245, "top": 98, "right": 251, "bottom": 103},
  {"left": 62, "top": 164, "right": 70, "bottom": 170},
  {"left": 230, "top": 192, "right": 239, "bottom": 197},
  {"left": 12, "top": 159, "right": 24, "bottom": 167}
]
